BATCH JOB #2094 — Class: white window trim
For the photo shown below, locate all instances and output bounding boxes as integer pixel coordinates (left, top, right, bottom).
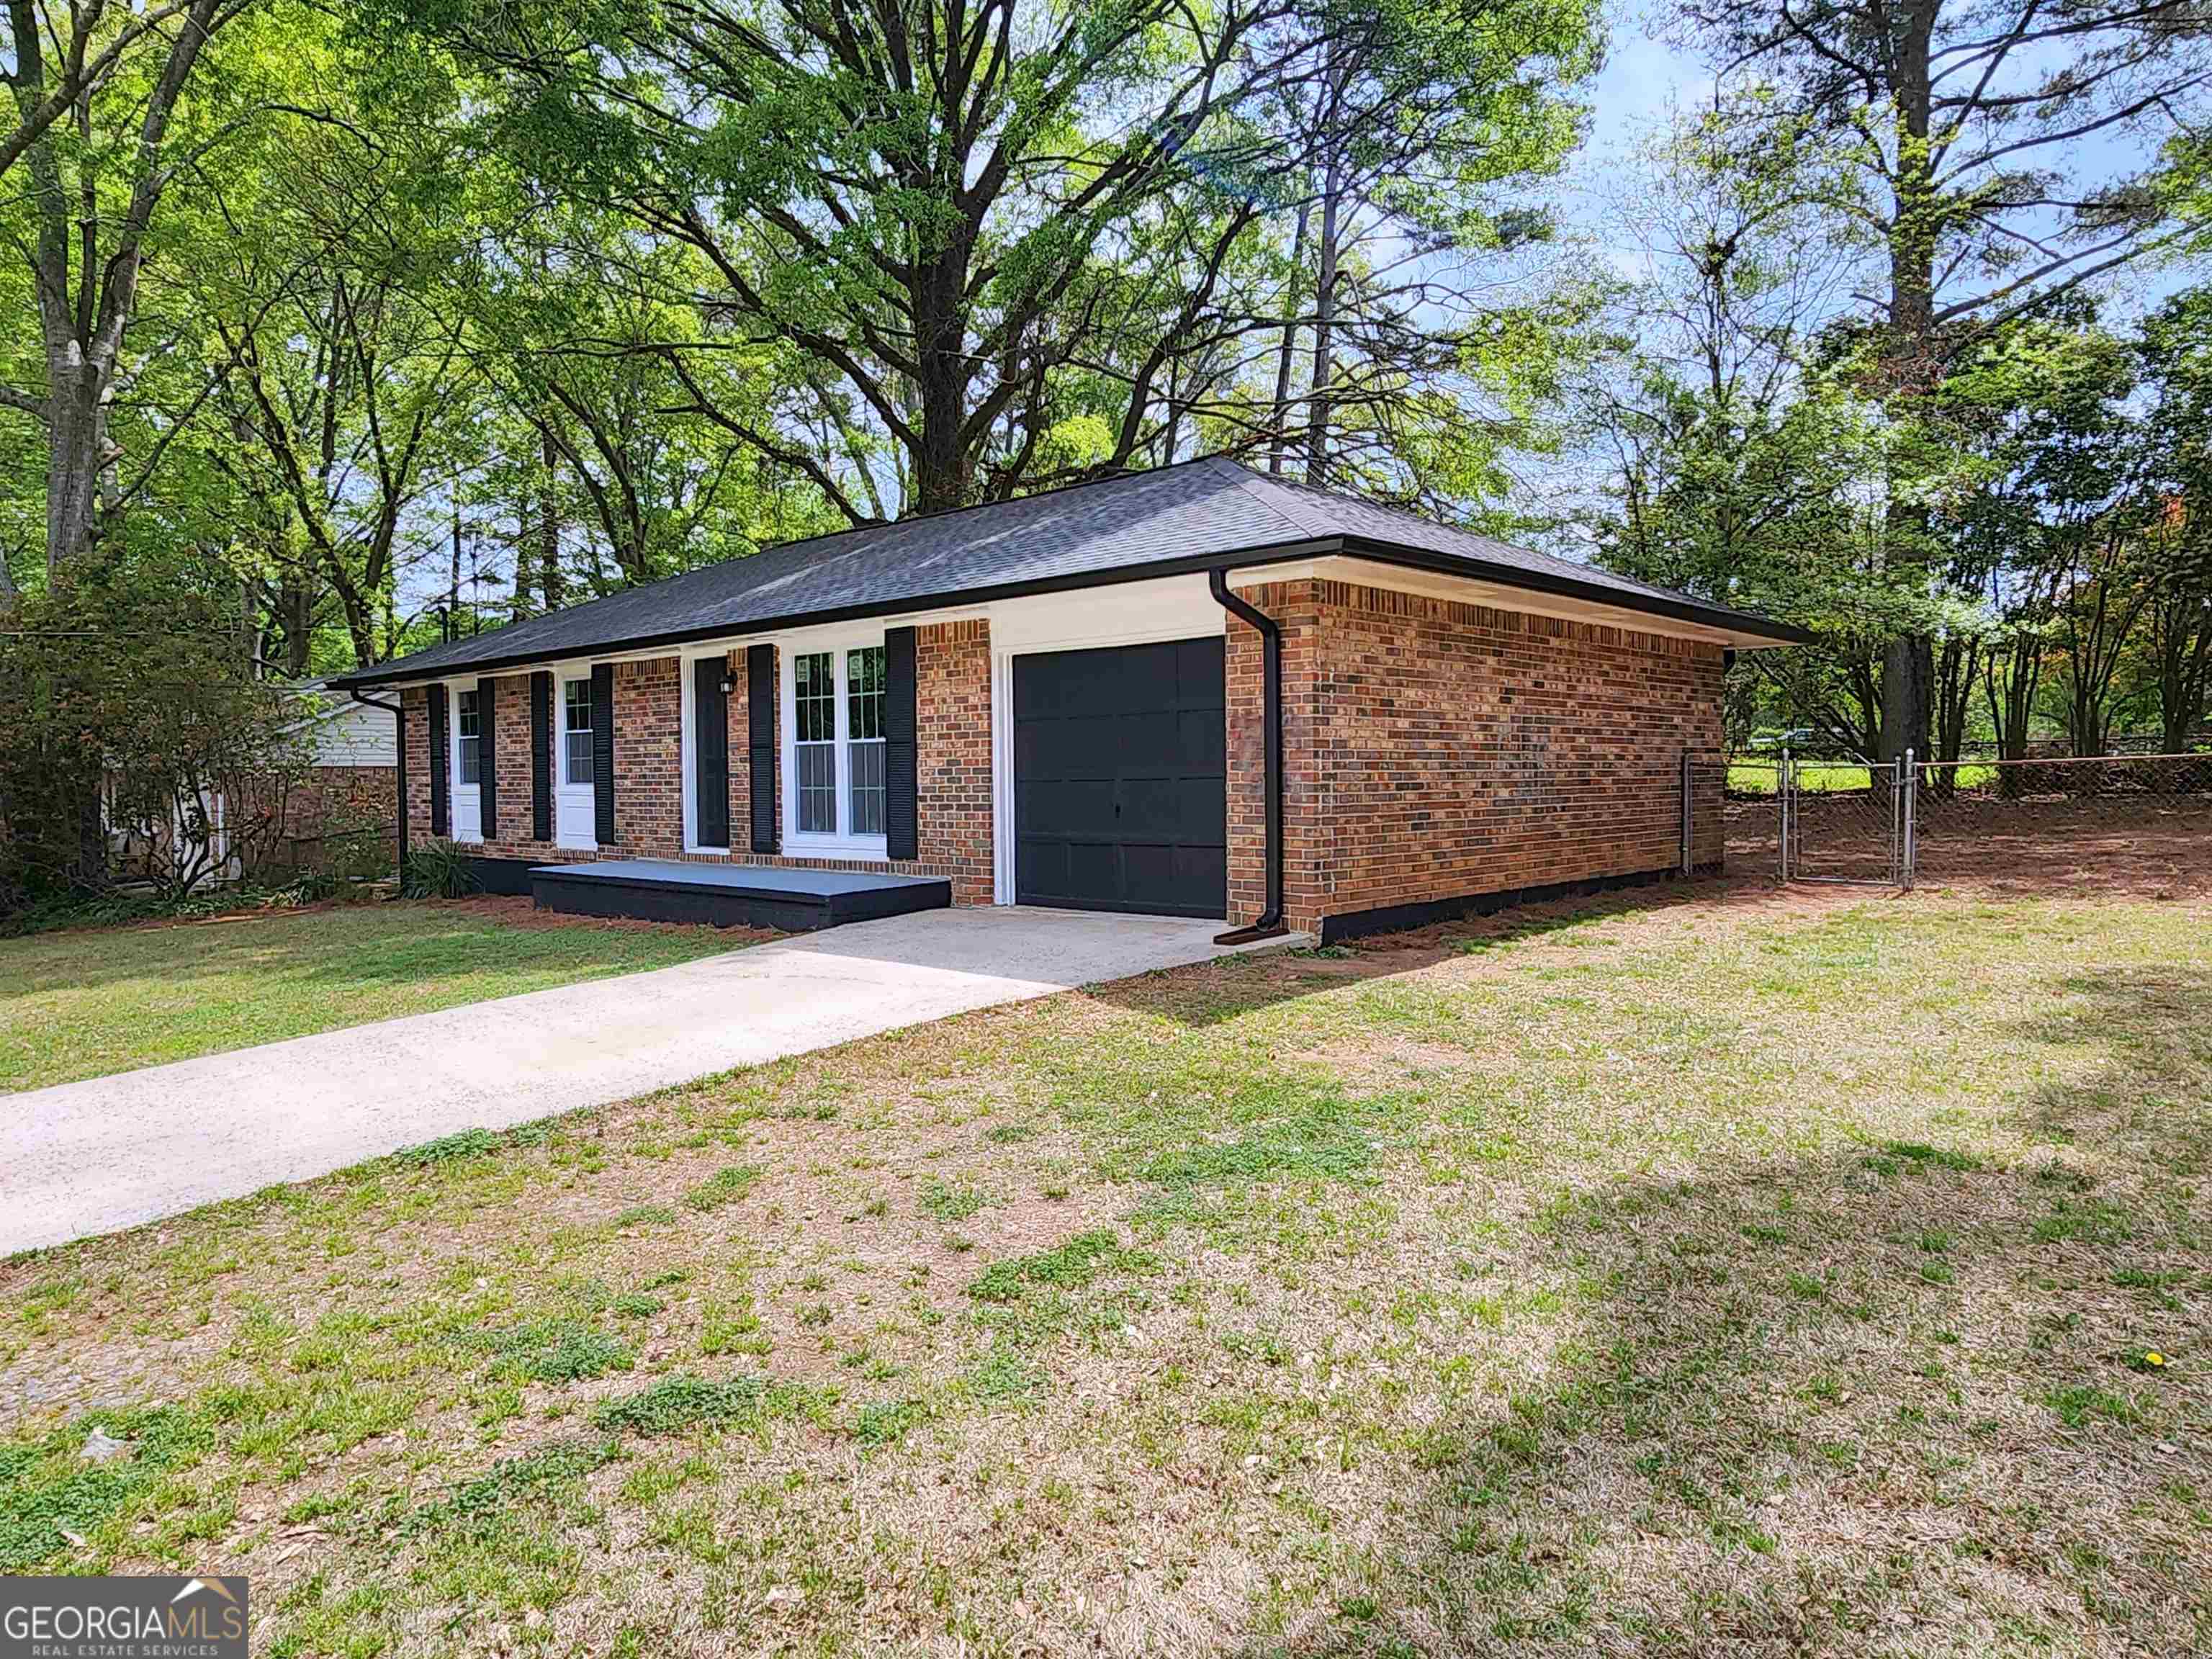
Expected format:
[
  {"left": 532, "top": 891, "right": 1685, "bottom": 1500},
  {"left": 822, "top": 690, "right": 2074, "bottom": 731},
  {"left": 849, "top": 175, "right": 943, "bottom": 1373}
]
[
  {"left": 680, "top": 646, "right": 732, "bottom": 855},
  {"left": 554, "top": 672, "right": 598, "bottom": 852},
  {"left": 779, "top": 628, "right": 889, "bottom": 860},
  {"left": 446, "top": 678, "right": 484, "bottom": 844}
]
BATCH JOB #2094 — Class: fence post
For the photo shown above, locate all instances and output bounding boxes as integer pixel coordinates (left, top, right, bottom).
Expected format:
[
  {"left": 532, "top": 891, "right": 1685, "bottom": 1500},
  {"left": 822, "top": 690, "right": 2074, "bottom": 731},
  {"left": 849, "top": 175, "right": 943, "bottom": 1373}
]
[
  {"left": 1680, "top": 750, "right": 1693, "bottom": 877},
  {"left": 1901, "top": 750, "right": 1917, "bottom": 891},
  {"left": 1779, "top": 747, "right": 1791, "bottom": 883}
]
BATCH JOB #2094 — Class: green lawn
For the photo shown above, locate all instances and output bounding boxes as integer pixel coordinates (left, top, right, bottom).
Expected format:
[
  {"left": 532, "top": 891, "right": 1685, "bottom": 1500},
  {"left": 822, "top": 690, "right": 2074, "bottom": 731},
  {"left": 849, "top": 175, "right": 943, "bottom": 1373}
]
[
  {"left": 2, "top": 886, "right": 2206, "bottom": 1655},
  {"left": 0, "top": 902, "right": 745, "bottom": 1091},
  {"left": 1727, "top": 759, "right": 2000, "bottom": 793}
]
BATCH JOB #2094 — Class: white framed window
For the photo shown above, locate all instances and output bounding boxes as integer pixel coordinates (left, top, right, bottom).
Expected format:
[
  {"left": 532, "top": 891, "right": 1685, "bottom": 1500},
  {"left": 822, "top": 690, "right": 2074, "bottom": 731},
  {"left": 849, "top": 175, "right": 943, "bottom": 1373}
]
[
  {"left": 794, "top": 650, "right": 838, "bottom": 835},
  {"left": 848, "top": 647, "right": 886, "bottom": 835},
  {"left": 447, "top": 682, "right": 483, "bottom": 842},
  {"left": 562, "top": 678, "right": 594, "bottom": 786},
  {"left": 554, "top": 673, "right": 597, "bottom": 850},
  {"left": 456, "top": 691, "right": 482, "bottom": 784},
  {"left": 781, "top": 636, "right": 889, "bottom": 857}
]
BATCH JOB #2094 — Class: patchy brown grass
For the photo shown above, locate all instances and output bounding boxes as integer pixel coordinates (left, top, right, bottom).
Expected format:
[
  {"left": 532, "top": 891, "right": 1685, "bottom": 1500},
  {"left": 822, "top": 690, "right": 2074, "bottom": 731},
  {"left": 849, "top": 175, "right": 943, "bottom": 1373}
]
[{"left": 2, "top": 880, "right": 2207, "bottom": 1656}]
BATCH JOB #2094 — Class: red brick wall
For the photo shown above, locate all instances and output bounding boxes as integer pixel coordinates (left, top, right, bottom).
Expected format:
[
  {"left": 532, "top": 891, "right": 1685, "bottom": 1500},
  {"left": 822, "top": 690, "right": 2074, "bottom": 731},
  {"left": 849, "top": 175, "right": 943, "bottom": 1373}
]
[
  {"left": 397, "top": 627, "right": 994, "bottom": 904},
  {"left": 487, "top": 673, "right": 534, "bottom": 845},
  {"left": 915, "top": 619, "right": 994, "bottom": 904},
  {"left": 282, "top": 765, "right": 397, "bottom": 845},
  {"left": 402, "top": 686, "right": 431, "bottom": 837},
  {"left": 1228, "top": 578, "right": 1725, "bottom": 935},
  {"left": 614, "top": 657, "right": 683, "bottom": 853}
]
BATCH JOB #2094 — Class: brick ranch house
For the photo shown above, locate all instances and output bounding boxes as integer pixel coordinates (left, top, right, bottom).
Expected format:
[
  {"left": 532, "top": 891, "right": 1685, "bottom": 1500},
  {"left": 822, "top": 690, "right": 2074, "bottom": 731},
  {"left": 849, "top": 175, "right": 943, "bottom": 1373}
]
[{"left": 331, "top": 458, "right": 1804, "bottom": 943}]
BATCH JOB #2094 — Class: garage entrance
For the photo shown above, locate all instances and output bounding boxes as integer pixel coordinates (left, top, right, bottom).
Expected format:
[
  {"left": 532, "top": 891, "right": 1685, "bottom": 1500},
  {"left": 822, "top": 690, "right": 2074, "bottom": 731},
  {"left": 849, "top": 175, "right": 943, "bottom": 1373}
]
[{"left": 1013, "top": 637, "right": 1227, "bottom": 917}]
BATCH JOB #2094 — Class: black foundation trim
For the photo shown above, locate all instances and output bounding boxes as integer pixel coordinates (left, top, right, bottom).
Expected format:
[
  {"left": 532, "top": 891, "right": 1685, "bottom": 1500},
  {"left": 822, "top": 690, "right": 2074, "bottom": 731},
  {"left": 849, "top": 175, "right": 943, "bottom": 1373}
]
[{"left": 1316, "top": 865, "right": 1719, "bottom": 945}]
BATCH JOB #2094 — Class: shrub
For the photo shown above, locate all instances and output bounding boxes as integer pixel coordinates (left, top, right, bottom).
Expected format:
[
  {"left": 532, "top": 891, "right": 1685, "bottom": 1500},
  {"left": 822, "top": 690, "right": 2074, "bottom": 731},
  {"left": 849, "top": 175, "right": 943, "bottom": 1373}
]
[
  {"left": 401, "top": 837, "right": 478, "bottom": 899},
  {"left": 0, "top": 557, "right": 314, "bottom": 913}
]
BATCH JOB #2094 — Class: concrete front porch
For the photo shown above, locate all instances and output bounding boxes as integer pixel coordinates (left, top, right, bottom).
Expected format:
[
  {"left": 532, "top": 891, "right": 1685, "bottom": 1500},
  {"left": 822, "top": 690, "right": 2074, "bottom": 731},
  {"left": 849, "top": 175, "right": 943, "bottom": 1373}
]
[{"left": 531, "top": 858, "right": 951, "bottom": 930}]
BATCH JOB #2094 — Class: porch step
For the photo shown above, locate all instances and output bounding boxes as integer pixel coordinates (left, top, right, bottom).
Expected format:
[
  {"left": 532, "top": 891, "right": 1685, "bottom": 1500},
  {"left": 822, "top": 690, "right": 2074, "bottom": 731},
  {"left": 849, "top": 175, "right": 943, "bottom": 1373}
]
[{"left": 530, "top": 859, "right": 950, "bottom": 932}]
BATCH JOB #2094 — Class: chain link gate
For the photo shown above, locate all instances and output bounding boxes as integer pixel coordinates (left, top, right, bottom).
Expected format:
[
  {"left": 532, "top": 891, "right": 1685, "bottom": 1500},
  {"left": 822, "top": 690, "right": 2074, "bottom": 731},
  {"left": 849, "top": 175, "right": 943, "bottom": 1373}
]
[{"left": 1778, "top": 750, "right": 1914, "bottom": 886}]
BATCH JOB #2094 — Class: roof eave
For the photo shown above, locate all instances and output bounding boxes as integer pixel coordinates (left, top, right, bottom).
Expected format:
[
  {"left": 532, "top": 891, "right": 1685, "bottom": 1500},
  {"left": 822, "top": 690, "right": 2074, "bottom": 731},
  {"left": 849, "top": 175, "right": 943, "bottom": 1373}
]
[
  {"left": 1328, "top": 535, "right": 1812, "bottom": 647},
  {"left": 330, "top": 531, "right": 1808, "bottom": 691},
  {"left": 326, "top": 536, "right": 1356, "bottom": 690}
]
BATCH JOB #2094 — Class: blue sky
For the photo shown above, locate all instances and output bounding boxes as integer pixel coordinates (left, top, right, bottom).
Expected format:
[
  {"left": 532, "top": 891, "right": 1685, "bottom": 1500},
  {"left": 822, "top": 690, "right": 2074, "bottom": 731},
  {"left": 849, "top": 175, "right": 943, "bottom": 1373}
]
[{"left": 1571, "top": 0, "right": 2198, "bottom": 320}]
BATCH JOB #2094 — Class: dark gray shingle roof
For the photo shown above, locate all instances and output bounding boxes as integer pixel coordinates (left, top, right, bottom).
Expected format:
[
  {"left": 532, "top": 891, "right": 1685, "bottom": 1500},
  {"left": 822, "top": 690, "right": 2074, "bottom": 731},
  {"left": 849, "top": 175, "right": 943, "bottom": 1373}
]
[{"left": 336, "top": 457, "right": 1801, "bottom": 686}]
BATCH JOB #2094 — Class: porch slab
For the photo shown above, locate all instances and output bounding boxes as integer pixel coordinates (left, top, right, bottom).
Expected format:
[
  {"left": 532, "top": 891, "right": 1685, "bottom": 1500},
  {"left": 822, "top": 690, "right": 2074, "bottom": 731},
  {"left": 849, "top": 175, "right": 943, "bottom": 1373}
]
[{"left": 531, "top": 858, "right": 950, "bottom": 931}]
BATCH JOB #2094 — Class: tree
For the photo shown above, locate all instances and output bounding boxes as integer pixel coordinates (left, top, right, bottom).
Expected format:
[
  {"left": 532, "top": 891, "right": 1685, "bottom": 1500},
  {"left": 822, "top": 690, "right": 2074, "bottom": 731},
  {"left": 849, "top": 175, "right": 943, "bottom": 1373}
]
[
  {"left": 1676, "top": 0, "right": 2212, "bottom": 761},
  {"left": 379, "top": 0, "right": 1603, "bottom": 520},
  {"left": 0, "top": 0, "right": 252, "bottom": 589},
  {"left": 0, "top": 542, "right": 304, "bottom": 907},
  {"left": 388, "top": 0, "right": 1300, "bottom": 516},
  {"left": 1581, "top": 104, "right": 1954, "bottom": 756},
  {"left": 1254, "top": 0, "right": 1602, "bottom": 488},
  {"left": 2135, "top": 289, "right": 2212, "bottom": 750}
]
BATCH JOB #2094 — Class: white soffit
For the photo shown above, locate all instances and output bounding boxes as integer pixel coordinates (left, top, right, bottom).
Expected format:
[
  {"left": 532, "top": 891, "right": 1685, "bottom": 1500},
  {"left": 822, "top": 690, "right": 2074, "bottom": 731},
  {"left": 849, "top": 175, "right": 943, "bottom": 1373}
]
[{"left": 1228, "top": 555, "right": 1780, "bottom": 649}]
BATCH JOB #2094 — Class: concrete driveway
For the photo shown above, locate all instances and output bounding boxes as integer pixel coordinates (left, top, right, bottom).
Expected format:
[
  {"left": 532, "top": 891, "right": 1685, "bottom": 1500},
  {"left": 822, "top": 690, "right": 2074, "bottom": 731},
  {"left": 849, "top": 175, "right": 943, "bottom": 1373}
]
[{"left": 2, "top": 907, "right": 1285, "bottom": 1254}]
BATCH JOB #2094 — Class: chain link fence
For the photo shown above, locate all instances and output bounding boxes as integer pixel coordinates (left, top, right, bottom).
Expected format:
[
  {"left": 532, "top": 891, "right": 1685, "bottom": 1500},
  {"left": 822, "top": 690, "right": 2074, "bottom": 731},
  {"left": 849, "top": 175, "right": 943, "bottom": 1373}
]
[
  {"left": 1699, "top": 749, "right": 2212, "bottom": 894},
  {"left": 1911, "top": 752, "right": 2212, "bottom": 891}
]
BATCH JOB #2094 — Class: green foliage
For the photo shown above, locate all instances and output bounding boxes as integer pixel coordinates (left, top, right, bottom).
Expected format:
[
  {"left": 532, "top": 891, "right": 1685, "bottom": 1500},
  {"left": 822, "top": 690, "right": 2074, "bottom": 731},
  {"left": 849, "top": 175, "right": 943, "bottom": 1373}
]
[
  {"left": 852, "top": 1398, "right": 927, "bottom": 1445},
  {"left": 967, "top": 1230, "right": 1154, "bottom": 1304},
  {"left": 0, "top": 551, "right": 311, "bottom": 912},
  {"left": 680, "top": 1165, "right": 763, "bottom": 1213},
  {"left": 400, "top": 839, "right": 478, "bottom": 899},
  {"left": 394, "top": 1128, "right": 501, "bottom": 1167},
  {"left": 589, "top": 1375, "right": 817, "bottom": 1437},
  {"left": 0, "top": 1406, "right": 214, "bottom": 1573},
  {"left": 467, "top": 1318, "right": 634, "bottom": 1384}
]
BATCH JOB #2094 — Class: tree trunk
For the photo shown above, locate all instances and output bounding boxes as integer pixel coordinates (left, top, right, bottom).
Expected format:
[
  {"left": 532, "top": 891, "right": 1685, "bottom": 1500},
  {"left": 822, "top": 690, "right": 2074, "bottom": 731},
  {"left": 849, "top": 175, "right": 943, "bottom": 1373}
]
[
  {"left": 1304, "top": 156, "right": 1344, "bottom": 487},
  {"left": 279, "top": 577, "right": 314, "bottom": 678},
  {"left": 539, "top": 421, "right": 563, "bottom": 608},
  {"left": 1269, "top": 201, "right": 1310, "bottom": 475},
  {"left": 1879, "top": 636, "right": 1931, "bottom": 764},
  {"left": 1875, "top": 1, "right": 1939, "bottom": 768},
  {"left": 911, "top": 234, "right": 974, "bottom": 513},
  {"left": 43, "top": 356, "right": 107, "bottom": 574},
  {"left": 18, "top": 0, "right": 225, "bottom": 577}
]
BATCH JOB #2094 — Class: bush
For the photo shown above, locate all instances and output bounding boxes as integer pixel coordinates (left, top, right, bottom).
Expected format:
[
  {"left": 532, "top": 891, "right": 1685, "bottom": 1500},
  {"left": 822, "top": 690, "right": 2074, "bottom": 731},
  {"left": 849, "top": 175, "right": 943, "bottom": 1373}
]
[
  {"left": 0, "top": 556, "right": 312, "bottom": 913},
  {"left": 401, "top": 837, "right": 478, "bottom": 899}
]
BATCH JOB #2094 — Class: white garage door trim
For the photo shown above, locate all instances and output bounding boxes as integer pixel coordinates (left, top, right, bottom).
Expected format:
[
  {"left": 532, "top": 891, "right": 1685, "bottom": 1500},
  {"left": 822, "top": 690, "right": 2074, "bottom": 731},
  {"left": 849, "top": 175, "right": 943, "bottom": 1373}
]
[{"left": 985, "top": 575, "right": 1224, "bottom": 905}]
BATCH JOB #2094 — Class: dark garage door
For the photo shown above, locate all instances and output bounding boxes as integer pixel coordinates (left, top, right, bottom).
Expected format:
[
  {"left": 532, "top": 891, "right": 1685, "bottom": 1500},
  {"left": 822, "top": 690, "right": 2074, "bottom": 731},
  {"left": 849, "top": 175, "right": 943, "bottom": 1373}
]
[{"left": 1015, "top": 637, "right": 1226, "bottom": 917}]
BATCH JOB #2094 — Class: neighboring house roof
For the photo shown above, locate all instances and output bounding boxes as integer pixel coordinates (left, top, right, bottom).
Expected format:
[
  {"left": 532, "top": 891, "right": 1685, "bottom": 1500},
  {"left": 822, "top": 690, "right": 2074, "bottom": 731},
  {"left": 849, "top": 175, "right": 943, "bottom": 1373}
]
[{"left": 333, "top": 455, "right": 1807, "bottom": 688}]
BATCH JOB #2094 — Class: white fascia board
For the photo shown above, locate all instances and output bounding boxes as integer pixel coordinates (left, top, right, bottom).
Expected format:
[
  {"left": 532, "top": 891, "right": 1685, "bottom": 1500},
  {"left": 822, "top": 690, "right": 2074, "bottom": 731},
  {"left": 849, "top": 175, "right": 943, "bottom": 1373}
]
[{"left": 1227, "top": 555, "right": 1779, "bottom": 649}]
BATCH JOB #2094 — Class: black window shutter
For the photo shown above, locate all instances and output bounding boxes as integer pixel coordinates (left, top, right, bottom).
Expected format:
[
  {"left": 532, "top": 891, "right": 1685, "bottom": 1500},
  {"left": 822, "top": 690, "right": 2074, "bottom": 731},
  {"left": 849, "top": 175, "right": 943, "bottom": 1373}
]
[
  {"left": 428, "top": 685, "right": 449, "bottom": 837},
  {"left": 885, "top": 626, "right": 918, "bottom": 861},
  {"left": 530, "top": 672, "right": 552, "bottom": 841},
  {"left": 747, "top": 643, "right": 777, "bottom": 854},
  {"left": 695, "top": 657, "right": 731, "bottom": 849},
  {"left": 477, "top": 677, "right": 499, "bottom": 840},
  {"left": 591, "top": 662, "right": 616, "bottom": 845}
]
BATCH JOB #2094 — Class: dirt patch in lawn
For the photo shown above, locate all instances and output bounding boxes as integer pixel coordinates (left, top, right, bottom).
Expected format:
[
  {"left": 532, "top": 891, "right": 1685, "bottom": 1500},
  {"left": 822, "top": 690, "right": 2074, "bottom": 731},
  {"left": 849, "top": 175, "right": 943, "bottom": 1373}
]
[
  {"left": 1727, "top": 791, "right": 2212, "bottom": 897},
  {"left": 1, "top": 882, "right": 2206, "bottom": 1657}
]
